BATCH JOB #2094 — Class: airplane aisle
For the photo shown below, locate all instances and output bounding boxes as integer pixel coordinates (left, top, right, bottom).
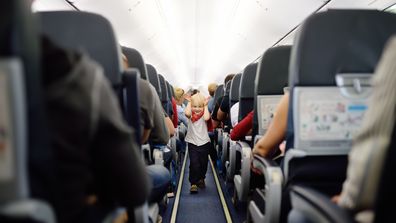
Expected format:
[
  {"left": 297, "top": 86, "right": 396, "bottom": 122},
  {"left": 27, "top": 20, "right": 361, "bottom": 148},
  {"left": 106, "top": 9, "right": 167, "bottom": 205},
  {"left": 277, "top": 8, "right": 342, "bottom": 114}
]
[{"left": 170, "top": 150, "right": 231, "bottom": 223}]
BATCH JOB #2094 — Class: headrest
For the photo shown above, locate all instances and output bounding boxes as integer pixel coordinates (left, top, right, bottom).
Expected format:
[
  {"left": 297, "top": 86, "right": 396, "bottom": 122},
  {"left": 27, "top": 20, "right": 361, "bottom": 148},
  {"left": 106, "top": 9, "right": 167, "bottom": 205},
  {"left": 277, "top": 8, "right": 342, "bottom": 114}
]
[
  {"left": 290, "top": 10, "right": 396, "bottom": 87},
  {"left": 158, "top": 74, "right": 168, "bottom": 102},
  {"left": 256, "top": 46, "right": 290, "bottom": 95},
  {"left": 213, "top": 84, "right": 224, "bottom": 103},
  {"left": 239, "top": 63, "right": 258, "bottom": 99},
  {"left": 122, "top": 47, "right": 148, "bottom": 80},
  {"left": 39, "top": 11, "right": 122, "bottom": 85},
  {"left": 166, "top": 81, "right": 173, "bottom": 100},
  {"left": 224, "top": 79, "right": 232, "bottom": 96},
  {"left": 230, "top": 73, "right": 242, "bottom": 102},
  {"left": 169, "top": 83, "right": 175, "bottom": 98},
  {"left": 146, "top": 64, "right": 161, "bottom": 97}
]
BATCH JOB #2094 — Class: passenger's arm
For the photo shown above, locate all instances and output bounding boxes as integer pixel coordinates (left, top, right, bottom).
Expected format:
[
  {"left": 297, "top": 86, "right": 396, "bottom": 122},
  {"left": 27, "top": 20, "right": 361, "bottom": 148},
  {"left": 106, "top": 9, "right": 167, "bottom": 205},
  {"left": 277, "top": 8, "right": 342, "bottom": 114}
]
[
  {"left": 149, "top": 87, "right": 170, "bottom": 144},
  {"left": 217, "top": 96, "right": 229, "bottom": 121},
  {"left": 141, "top": 129, "right": 151, "bottom": 144},
  {"left": 217, "top": 108, "right": 227, "bottom": 121},
  {"left": 252, "top": 93, "right": 289, "bottom": 158},
  {"left": 93, "top": 75, "right": 150, "bottom": 208},
  {"left": 230, "top": 111, "right": 254, "bottom": 141},
  {"left": 178, "top": 107, "right": 189, "bottom": 127},
  {"left": 165, "top": 116, "right": 175, "bottom": 137}
]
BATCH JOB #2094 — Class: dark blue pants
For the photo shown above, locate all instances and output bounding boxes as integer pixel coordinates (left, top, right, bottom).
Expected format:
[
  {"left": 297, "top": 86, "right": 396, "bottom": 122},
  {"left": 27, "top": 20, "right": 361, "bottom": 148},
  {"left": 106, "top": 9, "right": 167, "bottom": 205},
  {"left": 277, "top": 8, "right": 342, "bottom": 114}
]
[
  {"left": 188, "top": 142, "right": 210, "bottom": 185},
  {"left": 146, "top": 165, "right": 170, "bottom": 203}
]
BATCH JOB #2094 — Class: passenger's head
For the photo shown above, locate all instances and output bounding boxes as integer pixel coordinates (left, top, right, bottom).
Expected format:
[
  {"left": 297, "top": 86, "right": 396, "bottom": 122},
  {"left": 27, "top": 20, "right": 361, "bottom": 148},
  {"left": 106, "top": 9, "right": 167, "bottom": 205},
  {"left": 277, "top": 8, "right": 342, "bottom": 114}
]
[
  {"left": 190, "top": 93, "right": 206, "bottom": 114},
  {"left": 191, "top": 89, "right": 200, "bottom": 96},
  {"left": 224, "top": 74, "right": 235, "bottom": 85},
  {"left": 174, "top": 87, "right": 185, "bottom": 102},
  {"left": 208, "top": 83, "right": 218, "bottom": 97}
]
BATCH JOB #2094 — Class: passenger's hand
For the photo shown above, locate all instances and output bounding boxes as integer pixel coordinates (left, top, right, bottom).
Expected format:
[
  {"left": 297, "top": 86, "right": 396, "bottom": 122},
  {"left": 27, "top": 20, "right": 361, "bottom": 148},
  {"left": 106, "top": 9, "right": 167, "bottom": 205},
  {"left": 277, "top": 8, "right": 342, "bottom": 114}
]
[
  {"left": 250, "top": 152, "right": 263, "bottom": 175},
  {"left": 331, "top": 194, "right": 340, "bottom": 204},
  {"left": 252, "top": 146, "right": 266, "bottom": 158},
  {"left": 204, "top": 98, "right": 209, "bottom": 106}
]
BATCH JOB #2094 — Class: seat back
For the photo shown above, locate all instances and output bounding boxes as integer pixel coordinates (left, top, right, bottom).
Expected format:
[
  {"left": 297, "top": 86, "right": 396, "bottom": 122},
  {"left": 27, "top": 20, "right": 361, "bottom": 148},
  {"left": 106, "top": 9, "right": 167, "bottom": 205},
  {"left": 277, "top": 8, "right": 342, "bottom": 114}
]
[
  {"left": 39, "top": 11, "right": 142, "bottom": 142},
  {"left": 212, "top": 84, "right": 224, "bottom": 108},
  {"left": 285, "top": 9, "right": 396, "bottom": 195},
  {"left": 0, "top": 1, "right": 56, "bottom": 222},
  {"left": 39, "top": 11, "right": 122, "bottom": 86},
  {"left": 166, "top": 81, "right": 174, "bottom": 117},
  {"left": 146, "top": 64, "right": 161, "bottom": 98},
  {"left": 122, "top": 46, "right": 148, "bottom": 80},
  {"left": 238, "top": 63, "right": 258, "bottom": 122},
  {"left": 229, "top": 73, "right": 241, "bottom": 108},
  {"left": 158, "top": 74, "right": 169, "bottom": 113},
  {"left": 254, "top": 46, "right": 291, "bottom": 136},
  {"left": 286, "top": 9, "right": 396, "bottom": 151}
]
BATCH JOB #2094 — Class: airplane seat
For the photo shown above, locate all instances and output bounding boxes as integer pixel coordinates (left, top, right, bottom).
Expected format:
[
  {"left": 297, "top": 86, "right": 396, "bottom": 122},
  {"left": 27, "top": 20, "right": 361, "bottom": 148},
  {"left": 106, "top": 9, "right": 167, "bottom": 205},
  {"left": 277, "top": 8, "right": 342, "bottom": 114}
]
[
  {"left": 39, "top": 10, "right": 156, "bottom": 223},
  {"left": 146, "top": 64, "right": 162, "bottom": 99},
  {"left": 212, "top": 84, "right": 224, "bottom": 156},
  {"left": 229, "top": 73, "right": 242, "bottom": 109},
  {"left": 226, "top": 63, "right": 257, "bottom": 183},
  {"left": 152, "top": 74, "right": 173, "bottom": 167},
  {"left": 250, "top": 9, "right": 396, "bottom": 223},
  {"left": 0, "top": 1, "right": 56, "bottom": 222},
  {"left": 39, "top": 11, "right": 124, "bottom": 99},
  {"left": 221, "top": 73, "right": 242, "bottom": 173},
  {"left": 220, "top": 80, "right": 233, "bottom": 174},
  {"left": 158, "top": 74, "right": 169, "bottom": 113},
  {"left": 234, "top": 46, "right": 291, "bottom": 206},
  {"left": 122, "top": 46, "right": 149, "bottom": 80}
]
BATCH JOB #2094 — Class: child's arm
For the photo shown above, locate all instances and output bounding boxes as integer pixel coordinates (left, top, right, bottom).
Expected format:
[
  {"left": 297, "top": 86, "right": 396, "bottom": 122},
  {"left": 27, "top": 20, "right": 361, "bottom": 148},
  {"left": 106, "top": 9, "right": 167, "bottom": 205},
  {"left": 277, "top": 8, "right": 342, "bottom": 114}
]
[
  {"left": 185, "top": 102, "right": 192, "bottom": 118},
  {"left": 203, "top": 105, "right": 210, "bottom": 121}
]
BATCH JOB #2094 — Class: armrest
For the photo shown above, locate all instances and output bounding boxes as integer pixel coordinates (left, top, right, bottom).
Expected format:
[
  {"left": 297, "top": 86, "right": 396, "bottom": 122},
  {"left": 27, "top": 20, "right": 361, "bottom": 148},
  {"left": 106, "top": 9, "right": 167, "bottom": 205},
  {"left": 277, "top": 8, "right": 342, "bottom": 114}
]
[
  {"left": 250, "top": 155, "right": 283, "bottom": 223},
  {"left": 122, "top": 68, "right": 141, "bottom": 143},
  {"left": 0, "top": 199, "right": 56, "bottom": 223},
  {"left": 289, "top": 185, "right": 354, "bottom": 223}
]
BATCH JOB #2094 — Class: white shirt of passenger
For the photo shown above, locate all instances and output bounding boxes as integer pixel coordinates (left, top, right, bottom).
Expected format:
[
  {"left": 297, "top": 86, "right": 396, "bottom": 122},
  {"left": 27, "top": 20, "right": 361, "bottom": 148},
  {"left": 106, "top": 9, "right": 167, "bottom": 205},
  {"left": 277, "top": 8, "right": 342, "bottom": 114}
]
[
  {"left": 185, "top": 116, "right": 210, "bottom": 146},
  {"left": 230, "top": 102, "right": 240, "bottom": 127}
]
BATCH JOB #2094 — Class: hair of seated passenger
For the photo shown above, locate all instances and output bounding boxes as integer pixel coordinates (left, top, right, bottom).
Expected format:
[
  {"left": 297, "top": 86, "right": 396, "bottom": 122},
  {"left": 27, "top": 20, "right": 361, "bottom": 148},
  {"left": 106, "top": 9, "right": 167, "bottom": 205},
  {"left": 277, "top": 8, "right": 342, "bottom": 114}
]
[
  {"left": 224, "top": 74, "right": 235, "bottom": 85},
  {"left": 207, "top": 83, "right": 218, "bottom": 96},
  {"left": 174, "top": 87, "right": 185, "bottom": 101}
]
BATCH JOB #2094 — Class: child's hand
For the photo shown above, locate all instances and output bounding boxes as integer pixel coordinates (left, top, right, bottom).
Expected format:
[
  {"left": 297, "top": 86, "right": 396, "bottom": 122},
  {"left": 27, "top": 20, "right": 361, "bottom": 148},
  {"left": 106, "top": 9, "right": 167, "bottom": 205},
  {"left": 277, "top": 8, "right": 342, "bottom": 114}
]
[{"left": 204, "top": 98, "right": 209, "bottom": 106}]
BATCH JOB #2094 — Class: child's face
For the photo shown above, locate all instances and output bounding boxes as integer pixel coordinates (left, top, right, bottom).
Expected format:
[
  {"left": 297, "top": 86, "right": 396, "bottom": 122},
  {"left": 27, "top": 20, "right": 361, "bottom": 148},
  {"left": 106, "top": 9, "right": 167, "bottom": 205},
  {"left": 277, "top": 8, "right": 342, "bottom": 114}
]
[{"left": 191, "top": 100, "right": 204, "bottom": 114}]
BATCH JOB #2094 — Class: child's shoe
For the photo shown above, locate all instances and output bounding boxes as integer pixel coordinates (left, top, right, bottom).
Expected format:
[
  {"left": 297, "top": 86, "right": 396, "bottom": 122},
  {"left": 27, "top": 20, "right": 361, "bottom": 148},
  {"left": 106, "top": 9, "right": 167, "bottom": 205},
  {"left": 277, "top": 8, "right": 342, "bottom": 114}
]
[
  {"left": 190, "top": 184, "right": 198, "bottom": 194},
  {"left": 197, "top": 179, "right": 206, "bottom": 188}
]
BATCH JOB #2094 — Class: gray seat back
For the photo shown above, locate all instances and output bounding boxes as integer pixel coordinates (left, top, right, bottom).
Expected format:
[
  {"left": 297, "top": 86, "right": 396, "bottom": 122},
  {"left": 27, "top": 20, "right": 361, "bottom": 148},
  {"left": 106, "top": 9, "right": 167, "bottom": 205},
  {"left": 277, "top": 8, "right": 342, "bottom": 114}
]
[
  {"left": 146, "top": 64, "right": 161, "bottom": 98},
  {"left": 254, "top": 46, "right": 291, "bottom": 136},
  {"left": 122, "top": 47, "right": 148, "bottom": 80},
  {"left": 39, "top": 11, "right": 123, "bottom": 86}
]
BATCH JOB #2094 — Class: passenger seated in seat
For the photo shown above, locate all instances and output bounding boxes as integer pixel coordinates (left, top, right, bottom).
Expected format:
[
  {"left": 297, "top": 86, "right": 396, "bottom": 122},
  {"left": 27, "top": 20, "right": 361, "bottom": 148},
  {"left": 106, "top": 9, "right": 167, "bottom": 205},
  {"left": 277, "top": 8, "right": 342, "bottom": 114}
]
[
  {"left": 252, "top": 93, "right": 289, "bottom": 160},
  {"left": 331, "top": 37, "right": 396, "bottom": 222},
  {"left": 211, "top": 74, "right": 235, "bottom": 128},
  {"left": 230, "top": 110, "right": 253, "bottom": 141},
  {"left": 42, "top": 37, "right": 150, "bottom": 223},
  {"left": 185, "top": 93, "right": 211, "bottom": 193},
  {"left": 174, "top": 87, "right": 188, "bottom": 127},
  {"left": 121, "top": 54, "right": 169, "bottom": 145},
  {"left": 122, "top": 54, "right": 170, "bottom": 204},
  {"left": 207, "top": 83, "right": 218, "bottom": 113}
]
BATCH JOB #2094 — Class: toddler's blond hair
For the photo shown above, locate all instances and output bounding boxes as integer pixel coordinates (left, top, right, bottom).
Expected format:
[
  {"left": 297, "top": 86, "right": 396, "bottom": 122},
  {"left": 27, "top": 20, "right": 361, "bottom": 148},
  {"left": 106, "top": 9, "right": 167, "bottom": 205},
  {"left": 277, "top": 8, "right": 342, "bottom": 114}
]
[{"left": 190, "top": 93, "right": 205, "bottom": 107}]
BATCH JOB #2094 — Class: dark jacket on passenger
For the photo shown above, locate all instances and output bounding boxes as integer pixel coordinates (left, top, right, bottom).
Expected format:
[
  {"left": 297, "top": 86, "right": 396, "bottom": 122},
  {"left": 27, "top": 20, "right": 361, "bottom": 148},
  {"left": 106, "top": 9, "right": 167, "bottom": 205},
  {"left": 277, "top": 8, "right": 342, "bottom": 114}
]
[{"left": 42, "top": 37, "right": 150, "bottom": 223}]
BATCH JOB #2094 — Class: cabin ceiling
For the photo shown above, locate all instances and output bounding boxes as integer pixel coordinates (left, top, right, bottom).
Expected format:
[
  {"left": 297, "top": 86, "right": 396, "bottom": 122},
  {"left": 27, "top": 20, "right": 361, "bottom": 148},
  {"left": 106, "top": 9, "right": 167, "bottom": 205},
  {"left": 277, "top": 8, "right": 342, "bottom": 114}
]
[{"left": 33, "top": 0, "right": 395, "bottom": 90}]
